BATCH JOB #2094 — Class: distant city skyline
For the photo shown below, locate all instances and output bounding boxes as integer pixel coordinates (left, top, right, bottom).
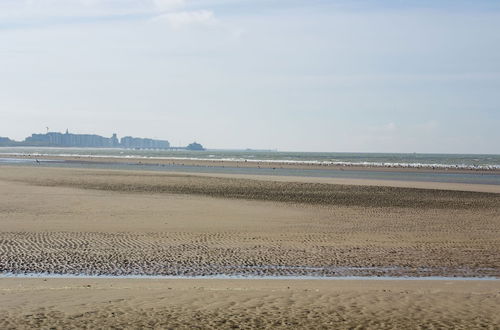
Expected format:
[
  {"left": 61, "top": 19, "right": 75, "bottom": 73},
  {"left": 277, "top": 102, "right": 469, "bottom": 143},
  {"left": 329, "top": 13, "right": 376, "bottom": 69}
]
[
  {"left": 1, "top": 0, "right": 499, "bottom": 153},
  {"left": 0, "top": 130, "right": 170, "bottom": 148}
]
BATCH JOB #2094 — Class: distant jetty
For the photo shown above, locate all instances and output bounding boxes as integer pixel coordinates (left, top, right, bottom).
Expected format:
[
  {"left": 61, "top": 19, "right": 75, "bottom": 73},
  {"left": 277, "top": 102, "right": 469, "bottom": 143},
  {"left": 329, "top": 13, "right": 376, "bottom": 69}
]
[{"left": 0, "top": 131, "right": 204, "bottom": 151}]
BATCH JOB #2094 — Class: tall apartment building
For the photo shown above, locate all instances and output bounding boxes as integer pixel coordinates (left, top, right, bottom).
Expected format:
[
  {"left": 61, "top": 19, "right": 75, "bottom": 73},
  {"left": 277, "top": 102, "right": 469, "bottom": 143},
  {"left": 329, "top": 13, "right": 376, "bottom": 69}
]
[
  {"left": 120, "top": 136, "right": 170, "bottom": 149},
  {"left": 2, "top": 131, "right": 171, "bottom": 149},
  {"left": 24, "top": 131, "right": 116, "bottom": 148}
]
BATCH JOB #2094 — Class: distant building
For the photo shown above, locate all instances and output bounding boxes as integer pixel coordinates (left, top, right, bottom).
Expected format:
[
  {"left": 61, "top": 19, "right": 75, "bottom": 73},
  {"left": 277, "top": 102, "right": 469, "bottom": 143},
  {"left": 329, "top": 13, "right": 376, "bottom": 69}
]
[
  {"left": 0, "top": 137, "right": 14, "bottom": 146},
  {"left": 15, "top": 131, "right": 170, "bottom": 149},
  {"left": 120, "top": 136, "right": 170, "bottom": 149},
  {"left": 24, "top": 131, "right": 117, "bottom": 148},
  {"left": 186, "top": 142, "right": 204, "bottom": 151},
  {"left": 111, "top": 133, "right": 119, "bottom": 147}
]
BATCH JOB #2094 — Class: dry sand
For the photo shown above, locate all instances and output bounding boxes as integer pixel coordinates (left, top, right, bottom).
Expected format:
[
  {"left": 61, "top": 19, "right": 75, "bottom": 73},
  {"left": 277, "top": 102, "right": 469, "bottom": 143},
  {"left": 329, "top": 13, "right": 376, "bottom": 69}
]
[
  {"left": 0, "top": 165, "right": 499, "bottom": 328},
  {"left": 1, "top": 278, "right": 499, "bottom": 329}
]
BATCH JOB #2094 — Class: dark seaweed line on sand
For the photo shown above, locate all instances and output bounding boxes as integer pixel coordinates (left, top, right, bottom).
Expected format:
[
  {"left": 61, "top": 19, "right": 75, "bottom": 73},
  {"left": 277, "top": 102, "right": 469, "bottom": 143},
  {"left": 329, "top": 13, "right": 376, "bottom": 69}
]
[
  {"left": 24, "top": 176, "right": 500, "bottom": 209},
  {"left": 2, "top": 265, "right": 498, "bottom": 279}
]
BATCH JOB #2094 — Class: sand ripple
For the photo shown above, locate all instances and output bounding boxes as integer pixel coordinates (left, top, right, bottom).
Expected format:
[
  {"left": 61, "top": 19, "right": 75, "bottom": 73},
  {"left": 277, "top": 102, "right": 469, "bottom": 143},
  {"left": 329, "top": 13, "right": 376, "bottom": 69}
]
[{"left": 1, "top": 232, "right": 498, "bottom": 277}]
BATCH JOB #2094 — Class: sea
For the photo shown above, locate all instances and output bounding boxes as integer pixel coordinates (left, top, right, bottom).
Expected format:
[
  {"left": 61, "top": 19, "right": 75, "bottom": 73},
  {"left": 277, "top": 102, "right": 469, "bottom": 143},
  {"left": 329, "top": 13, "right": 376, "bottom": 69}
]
[{"left": 1, "top": 147, "right": 499, "bottom": 185}]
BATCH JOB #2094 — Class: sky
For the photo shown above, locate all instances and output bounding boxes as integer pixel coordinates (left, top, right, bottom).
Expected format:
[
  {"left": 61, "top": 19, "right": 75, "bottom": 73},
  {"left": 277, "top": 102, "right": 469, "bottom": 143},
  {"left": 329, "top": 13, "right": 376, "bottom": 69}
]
[{"left": 0, "top": 0, "right": 499, "bottom": 153}]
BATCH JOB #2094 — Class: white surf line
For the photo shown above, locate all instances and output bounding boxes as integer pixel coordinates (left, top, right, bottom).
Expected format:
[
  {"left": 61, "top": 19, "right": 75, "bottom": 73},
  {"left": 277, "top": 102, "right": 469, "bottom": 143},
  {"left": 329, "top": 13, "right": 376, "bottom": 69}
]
[
  {"left": 1, "top": 152, "right": 499, "bottom": 170},
  {"left": 1, "top": 273, "right": 498, "bottom": 281}
]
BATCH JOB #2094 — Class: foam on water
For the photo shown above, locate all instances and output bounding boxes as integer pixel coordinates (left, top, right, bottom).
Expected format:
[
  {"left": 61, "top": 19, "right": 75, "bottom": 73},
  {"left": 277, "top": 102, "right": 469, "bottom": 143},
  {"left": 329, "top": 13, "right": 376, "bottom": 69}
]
[{"left": 1, "top": 148, "right": 499, "bottom": 170}]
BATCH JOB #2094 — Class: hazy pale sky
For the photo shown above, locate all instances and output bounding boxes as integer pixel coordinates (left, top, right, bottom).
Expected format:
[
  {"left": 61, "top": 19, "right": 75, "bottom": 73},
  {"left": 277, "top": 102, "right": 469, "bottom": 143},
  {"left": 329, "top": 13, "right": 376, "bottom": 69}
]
[{"left": 1, "top": 0, "right": 499, "bottom": 153}]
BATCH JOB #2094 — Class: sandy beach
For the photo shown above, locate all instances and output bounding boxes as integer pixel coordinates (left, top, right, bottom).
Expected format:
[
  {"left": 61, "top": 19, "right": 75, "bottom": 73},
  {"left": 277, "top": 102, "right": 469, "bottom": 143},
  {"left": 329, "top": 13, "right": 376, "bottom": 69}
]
[
  {"left": 3, "top": 0, "right": 499, "bottom": 327},
  {"left": 1, "top": 164, "right": 499, "bottom": 327},
  {"left": 1, "top": 165, "right": 499, "bottom": 277},
  {"left": 1, "top": 278, "right": 499, "bottom": 329}
]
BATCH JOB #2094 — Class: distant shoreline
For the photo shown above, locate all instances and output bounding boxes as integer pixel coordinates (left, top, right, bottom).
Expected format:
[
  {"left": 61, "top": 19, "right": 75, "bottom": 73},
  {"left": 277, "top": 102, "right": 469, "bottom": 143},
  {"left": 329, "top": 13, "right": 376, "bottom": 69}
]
[{"left": 1, "top": 153, "right": 499, "bottom": 174}]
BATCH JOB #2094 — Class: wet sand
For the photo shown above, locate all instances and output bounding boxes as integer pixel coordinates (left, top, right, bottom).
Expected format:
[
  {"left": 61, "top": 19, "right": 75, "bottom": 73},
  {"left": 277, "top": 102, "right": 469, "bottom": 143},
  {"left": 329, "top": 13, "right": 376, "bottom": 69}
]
[
  {"left": 1, "top": 278, "right": 499, "bottom": 329},
  {"left": 0, "top": 165, "right": 499, "bottom": 327}
]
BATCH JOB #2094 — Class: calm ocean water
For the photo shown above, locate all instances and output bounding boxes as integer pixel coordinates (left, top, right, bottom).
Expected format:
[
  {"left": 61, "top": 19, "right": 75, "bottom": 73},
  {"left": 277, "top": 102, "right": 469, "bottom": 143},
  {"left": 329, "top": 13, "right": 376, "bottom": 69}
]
[
  {"left": 0, "top": 147, "right": 499, "bottom": 169},
  {"left": 1, "top": 147, "right": 499, "bottom": 185}
]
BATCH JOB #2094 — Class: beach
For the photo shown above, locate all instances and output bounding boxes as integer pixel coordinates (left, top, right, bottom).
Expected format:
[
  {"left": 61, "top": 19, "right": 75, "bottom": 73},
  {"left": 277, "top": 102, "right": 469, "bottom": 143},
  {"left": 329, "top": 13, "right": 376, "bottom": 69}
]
[
  {"left": 3, "top": 0, "right": 500, "bottom": 327},
  {"left": 1, "top": 278, "right": 499, "bottom": 329},
  {"left": 0, "top": 164, "right": 499, "bottom": 328}
]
